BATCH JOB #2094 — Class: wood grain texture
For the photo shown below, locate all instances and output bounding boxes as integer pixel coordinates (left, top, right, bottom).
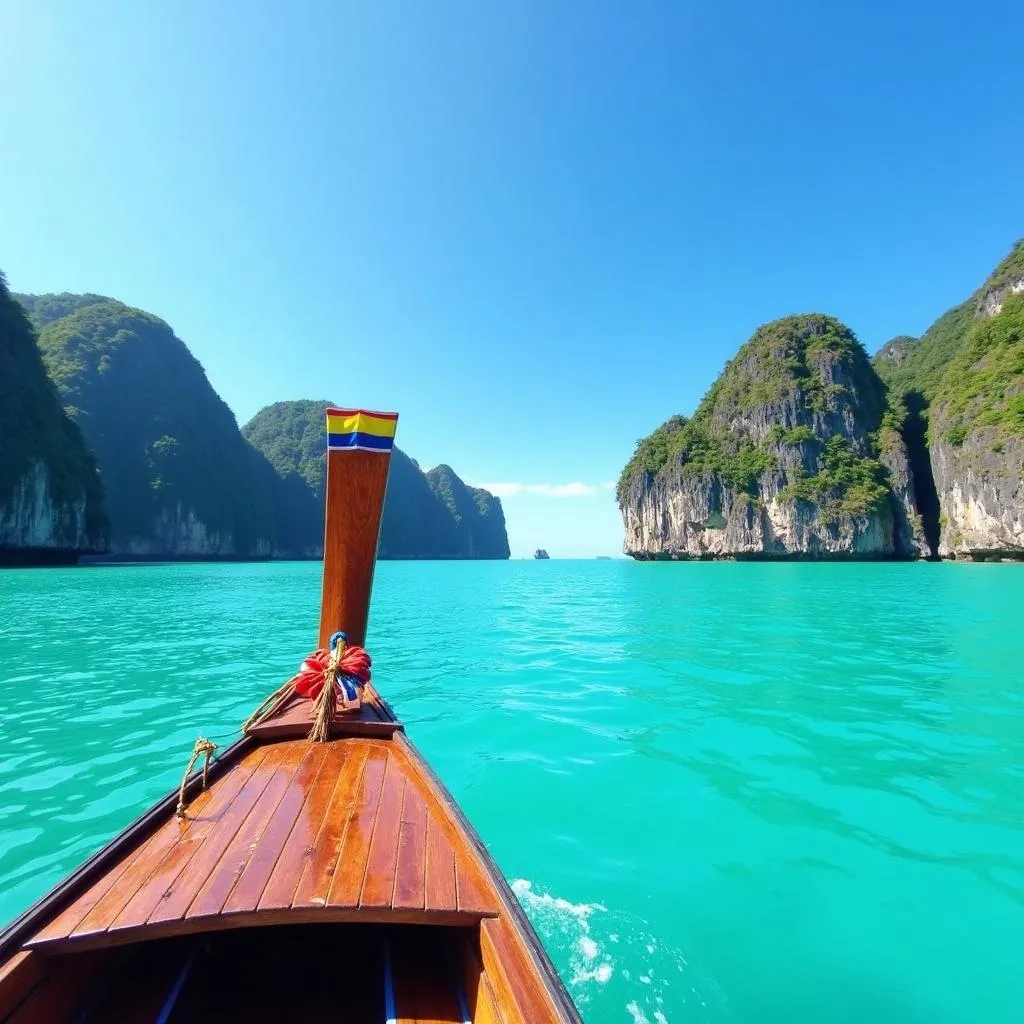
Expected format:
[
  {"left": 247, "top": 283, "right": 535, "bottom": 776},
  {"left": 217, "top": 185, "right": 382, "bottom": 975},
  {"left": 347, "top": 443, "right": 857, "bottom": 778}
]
[
  {"left": 0, "top": 950, "right": 44, "bottom": 1021},
  {"left": 393, "top": 783, "right": 428, "bottom": 911},
  {"left": 358, "top": 754, "right": 406, "bottom": 909},
  {"left": 318, "top": 446, "right": 393, "bottom": 649},
  {"left": 291, "top": 746, "right": 373, "bottom": 908},
  {"left": 143, "top": 746, "right": 285, "bottom": 926},
  {"left": 392, "top": 733, "right": 574, "bottom": 1022},
  {"left": 185, "top": 744, "right": 311, "bottom": 920},
  {"left": 324, "top": 747, "right": 388, "bottom": 908},
  {"left": 456, "top": 857, "right": 494, "bottom": 917},
  {"left": 473, "top": 974, "right": 504, "bottom": 1024},
  {"left": 66, "top": 752, "right": 264, "bottom": 943},
  {"left": 424, "top": 817, "right": 458, "bottom": 914},
  {"left": 480, "top": 916, "right": 566, "bottom": 1024},
  {"left": 256, "top": 740, "right": 349, "bottom": 910},
  {"left": 103, "top": 751, "right": 272, "bottom": 934},
  {"left": 220, "top": 743, "right": 330, "bottom": 914}
]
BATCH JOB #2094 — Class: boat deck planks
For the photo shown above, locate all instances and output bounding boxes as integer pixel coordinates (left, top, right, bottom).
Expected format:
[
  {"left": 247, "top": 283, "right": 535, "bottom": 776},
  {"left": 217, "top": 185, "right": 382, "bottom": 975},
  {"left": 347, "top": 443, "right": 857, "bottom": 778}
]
[
  {"left": 424, "top": 817, "right": 458, "bottom": 913},
  {"left": 359, "top": 754, "right": 407, "bottom": 909},
  {"left": 27, "top": 737, "right": 498, "bottom": 955},
  {"left": 393, "top": 782, "right": 429, "bottom": 911}
]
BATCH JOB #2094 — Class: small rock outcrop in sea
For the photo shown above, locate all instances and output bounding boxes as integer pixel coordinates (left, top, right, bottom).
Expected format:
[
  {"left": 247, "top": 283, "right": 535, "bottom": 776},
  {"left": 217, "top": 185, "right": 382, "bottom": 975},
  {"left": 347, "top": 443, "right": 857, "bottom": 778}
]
[
  {"left": 242, "top": 400, "right": 511, "bottom": 559},
  {"left": 534, "top": 549, "right": 550, "bottom": 559},
  {"left": 873, "top": 239, "right": 1024, "bottom": 560},
  {"left": 618, "top": 315, "right": 927, "bottom": 560},
  {"left": 0, "top": 276, "right": 107, "bottom": 561}
]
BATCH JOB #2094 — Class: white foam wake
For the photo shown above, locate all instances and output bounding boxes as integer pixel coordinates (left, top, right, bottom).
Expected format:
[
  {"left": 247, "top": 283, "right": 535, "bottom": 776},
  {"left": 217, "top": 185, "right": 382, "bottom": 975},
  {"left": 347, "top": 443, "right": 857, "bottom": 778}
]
[{"left": 512, "top": 879, "right": 732, "bottom": 1023}]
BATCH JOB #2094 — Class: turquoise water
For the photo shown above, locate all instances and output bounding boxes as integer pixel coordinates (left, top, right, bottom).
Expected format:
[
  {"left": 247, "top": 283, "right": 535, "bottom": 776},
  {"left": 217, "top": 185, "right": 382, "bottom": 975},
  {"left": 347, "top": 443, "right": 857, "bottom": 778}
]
[{"left": 1, "top": 561, "right": 1022, "bottom": 1023}]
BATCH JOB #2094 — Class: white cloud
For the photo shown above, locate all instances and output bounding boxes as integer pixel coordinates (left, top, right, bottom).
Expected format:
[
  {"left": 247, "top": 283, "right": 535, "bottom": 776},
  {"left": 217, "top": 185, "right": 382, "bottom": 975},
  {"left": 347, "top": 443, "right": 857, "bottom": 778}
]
[{"left": 475, "top": 481, "right": 615, "bottom": 499}]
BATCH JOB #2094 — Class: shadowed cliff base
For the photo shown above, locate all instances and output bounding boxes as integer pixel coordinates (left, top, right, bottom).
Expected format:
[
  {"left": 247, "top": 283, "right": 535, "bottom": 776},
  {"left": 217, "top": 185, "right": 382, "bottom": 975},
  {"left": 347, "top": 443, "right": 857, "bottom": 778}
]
[
  {"left": 0, "top": 547, "right": 83, "bottom": 567},
  {"left": 901, "top": 391, "right": 941, "bottom": 557},
  {"left": 962, "top": 550, "right": 1024, "bottom": 562}
]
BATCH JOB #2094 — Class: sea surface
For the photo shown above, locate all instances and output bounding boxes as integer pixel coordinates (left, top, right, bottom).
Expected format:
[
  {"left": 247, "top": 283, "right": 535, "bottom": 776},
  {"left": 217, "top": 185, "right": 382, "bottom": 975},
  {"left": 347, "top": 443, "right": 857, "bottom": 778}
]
[{"left": 1, "top": 560, "right": 1022, "bottom": 1023}]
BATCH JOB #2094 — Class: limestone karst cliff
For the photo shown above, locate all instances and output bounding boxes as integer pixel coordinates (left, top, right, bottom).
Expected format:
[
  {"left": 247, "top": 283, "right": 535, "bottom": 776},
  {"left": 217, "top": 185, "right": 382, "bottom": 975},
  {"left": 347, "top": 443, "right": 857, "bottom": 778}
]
[
  {"left": 874, "top": 240, "right": 1024, "bottom": 559},
  {"left": 0, "top": 276, "right": 107, "bottom": 561},
  {"left": 24, "top": 295, "right": 276, "bottom": 557},
  {"left": 618, "top": 315, "right": 926, "bottom": 560}
]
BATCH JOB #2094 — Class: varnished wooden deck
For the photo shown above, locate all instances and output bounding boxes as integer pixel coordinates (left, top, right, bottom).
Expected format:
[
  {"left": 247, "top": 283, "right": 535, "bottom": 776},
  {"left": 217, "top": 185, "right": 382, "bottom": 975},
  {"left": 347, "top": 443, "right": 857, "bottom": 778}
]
[{"left": 28, "top": 738, "right": 497, "bottom": 952}]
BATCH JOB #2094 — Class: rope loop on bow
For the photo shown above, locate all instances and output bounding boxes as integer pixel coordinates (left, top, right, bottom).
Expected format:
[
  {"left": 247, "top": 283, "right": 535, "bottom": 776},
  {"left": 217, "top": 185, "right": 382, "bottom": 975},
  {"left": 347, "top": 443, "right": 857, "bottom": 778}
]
[{"left": 175, "top": 737, "right": 218, "bottom": 819}]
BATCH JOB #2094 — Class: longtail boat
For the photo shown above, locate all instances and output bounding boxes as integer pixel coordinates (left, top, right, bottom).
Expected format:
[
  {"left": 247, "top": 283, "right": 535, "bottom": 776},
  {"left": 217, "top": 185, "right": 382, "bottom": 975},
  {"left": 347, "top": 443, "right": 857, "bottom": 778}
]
[{"left": 0, "top": 407, "right": 583, "bottom": 1023}]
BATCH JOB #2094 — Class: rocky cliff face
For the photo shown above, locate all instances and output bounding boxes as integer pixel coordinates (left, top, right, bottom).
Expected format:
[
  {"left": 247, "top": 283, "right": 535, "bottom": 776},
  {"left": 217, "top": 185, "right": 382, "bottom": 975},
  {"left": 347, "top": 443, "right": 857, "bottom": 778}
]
[
  {"left": 929, "top": 269, "right": 1024, "bottom": 559},
  {"left": 25, "top": 295, "right": 276, "bottom": 558},
  {"left": 1, "top": 276, "right": 107, "bottom": 559},
  {"left": 931, "top": 433, "right": 1023, "bottom": 557},
  {"left": 0, "top": 461, "right": 97, "bottom": 553},
  {"left": 873, "top": 240, "right": 1024, "bottom": 560},
  {"left": 619, "top": 315, "right": 926, "bottom": 560}
]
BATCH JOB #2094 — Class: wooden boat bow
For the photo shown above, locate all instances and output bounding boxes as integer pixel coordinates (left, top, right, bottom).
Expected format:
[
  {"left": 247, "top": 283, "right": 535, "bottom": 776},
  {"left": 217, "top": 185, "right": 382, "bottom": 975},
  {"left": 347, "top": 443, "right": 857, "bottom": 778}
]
[{"left": 0, "top": 405, "right": 582, "bottom": 1023}]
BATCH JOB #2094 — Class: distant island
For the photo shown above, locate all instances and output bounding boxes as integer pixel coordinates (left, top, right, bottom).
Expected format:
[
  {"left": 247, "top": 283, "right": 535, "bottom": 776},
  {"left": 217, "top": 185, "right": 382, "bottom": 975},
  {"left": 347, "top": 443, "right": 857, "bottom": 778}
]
[
  {"left": 1, "top": 287, "right": 510, "bottom": 564},
  {"left": 534, "top": 549, "right": 550, "bottom": 559},
  {"left": 618, "top": 239, "right": 1024, "bottom": 562}
]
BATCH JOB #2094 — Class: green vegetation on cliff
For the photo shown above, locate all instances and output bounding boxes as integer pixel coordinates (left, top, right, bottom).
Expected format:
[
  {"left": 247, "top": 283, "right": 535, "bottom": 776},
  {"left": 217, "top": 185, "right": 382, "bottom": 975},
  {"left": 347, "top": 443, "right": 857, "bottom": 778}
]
[
  {"left": 874, "top": 303, "right": 973, "bottom": 403},
  {"left": 240, "top": 399, "right": 332, "bottom": 498},
  {"left": 16, "top": 292, "right": 111, "bottom": 330},
  {"left": 426, "top": 465, "right": 511, "bottom": 558},
  {"left": 619, "top": 315, "right": 889, "bottom": 518},
  {"left": 242, "top": 401, "right": 510, "bottom": 558},
  {"left": 33, "top": 297, "right": 275, "bottom": 554},
  {"left": 932, "top": 294, "right": 1024, "bottom": 444},
  {"left": 874, "top": 240, "right": 1024, "bottom": 406},
  {"left": 871, "top": 238, "right": 1024, "bottom": 481},
  {"left": 0, "top": 275, "right": 107, "bottom": 548}
]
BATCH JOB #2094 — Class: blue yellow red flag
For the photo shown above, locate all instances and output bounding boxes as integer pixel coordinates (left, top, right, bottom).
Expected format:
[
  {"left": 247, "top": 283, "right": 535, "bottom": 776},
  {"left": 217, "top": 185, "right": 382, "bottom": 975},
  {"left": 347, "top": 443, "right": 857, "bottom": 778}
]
[{"left": 325, "top": 407, "right": 398, "bottom": 453}]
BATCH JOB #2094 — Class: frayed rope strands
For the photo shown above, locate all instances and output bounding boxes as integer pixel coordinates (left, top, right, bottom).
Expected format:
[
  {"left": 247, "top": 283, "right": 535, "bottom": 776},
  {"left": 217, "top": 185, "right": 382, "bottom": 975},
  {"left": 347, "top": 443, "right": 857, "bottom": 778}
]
[{"left": 175, "top": 737, "right": 218, "bottom": 819}]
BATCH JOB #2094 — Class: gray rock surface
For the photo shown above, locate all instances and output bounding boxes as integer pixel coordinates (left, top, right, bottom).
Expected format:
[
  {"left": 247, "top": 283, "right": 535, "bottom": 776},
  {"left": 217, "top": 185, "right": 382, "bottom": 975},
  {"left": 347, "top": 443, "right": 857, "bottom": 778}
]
[
  {"left": 0, "top": 461, "right": 104, "bottom": 553},
  {"left": 931, "top": 431, "right": 1024, "bottom": 558},
  {"left": 619, "top": 315, "right": 925, "bottom": 560},
  {"left": 930, "top": 266, "right": 1024, "bottom": 559}
]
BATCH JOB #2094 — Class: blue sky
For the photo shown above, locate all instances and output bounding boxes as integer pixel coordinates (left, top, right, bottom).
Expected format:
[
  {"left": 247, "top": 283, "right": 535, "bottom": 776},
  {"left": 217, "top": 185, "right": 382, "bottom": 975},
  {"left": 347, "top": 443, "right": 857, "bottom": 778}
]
[{"left": 2, "top": 0, "right": 1021, "bottom": 557}]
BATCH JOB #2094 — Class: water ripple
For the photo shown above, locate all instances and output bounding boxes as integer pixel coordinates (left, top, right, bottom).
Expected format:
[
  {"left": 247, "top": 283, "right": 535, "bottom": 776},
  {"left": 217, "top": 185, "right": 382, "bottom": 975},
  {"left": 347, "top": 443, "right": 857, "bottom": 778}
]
[{"left": 1, "top": 560, "right": 1023, "bottom": 1023}]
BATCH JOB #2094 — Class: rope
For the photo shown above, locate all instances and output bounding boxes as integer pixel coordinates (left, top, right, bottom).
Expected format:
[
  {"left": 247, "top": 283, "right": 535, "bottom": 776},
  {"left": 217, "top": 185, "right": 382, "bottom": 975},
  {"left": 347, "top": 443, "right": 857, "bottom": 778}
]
[
  {"left": 309, "top": 636, "right": 344, "bottom": 743},
  {"left": 240, "top": 678, "right": 297, "bottom": 735},
  {"left": 175, "top": 737, "right": 218, "bottom": 819}
]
